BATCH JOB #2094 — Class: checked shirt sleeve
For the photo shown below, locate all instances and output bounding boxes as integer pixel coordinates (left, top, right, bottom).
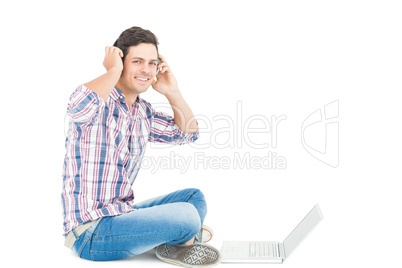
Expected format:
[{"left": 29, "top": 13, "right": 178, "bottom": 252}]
[
  {"left": 67, "top": 84, "right": 105, "bottom": 123},
  {"left": 148, "top": 107, "right": 199, "bottom": 145}
]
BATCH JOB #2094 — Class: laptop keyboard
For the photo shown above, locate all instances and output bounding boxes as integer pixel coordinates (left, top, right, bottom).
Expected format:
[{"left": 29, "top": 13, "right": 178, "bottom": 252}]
[{"left": 249, "top": 242, "right": 281, "bottom": 258}]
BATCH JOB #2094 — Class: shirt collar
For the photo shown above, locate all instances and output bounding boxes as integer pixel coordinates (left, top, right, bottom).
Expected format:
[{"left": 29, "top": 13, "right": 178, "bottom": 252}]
[{"left": 110, "top": 86, "right": 140, "bottom": 104}]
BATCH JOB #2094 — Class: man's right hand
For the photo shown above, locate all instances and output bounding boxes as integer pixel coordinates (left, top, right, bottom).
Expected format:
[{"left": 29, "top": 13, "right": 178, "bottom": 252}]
[
  {"left": 84, "top": 46, "right": 124, "bottom": 102},
  {"left": 103, "top": 46, "right": 124, "bottom": 73}
]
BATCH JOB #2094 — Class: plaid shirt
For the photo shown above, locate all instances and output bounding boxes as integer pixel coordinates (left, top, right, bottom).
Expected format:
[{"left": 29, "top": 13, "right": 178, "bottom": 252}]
[{"left": 61, "top": 85, "right": 199, "bottom": 236}]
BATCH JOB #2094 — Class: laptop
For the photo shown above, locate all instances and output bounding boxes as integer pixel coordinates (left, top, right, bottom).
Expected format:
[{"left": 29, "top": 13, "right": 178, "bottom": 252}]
[{"left": 221, "top": 204, "right": 323, "bottom": 263}]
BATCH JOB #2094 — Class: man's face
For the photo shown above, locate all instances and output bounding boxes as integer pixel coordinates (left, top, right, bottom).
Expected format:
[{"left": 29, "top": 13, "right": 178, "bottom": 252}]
[{"left": 118, "top": 43, "right": 159, "bottom": 95}]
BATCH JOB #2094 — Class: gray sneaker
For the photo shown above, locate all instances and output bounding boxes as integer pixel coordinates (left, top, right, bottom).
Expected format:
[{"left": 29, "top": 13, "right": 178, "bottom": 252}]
[{"left": 156, "top": 243, "right": 221, "bottom": 267}]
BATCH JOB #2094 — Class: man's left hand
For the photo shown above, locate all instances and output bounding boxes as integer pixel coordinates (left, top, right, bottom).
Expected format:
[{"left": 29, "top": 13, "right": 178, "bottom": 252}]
[{"left": 151, "top": 54, "right": 180, "bottom": 97}]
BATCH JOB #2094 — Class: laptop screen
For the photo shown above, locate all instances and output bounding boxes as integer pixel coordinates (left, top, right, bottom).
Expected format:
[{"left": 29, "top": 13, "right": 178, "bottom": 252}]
[{"left": 283, "top": 204, "right": 324, "bottom": 258}]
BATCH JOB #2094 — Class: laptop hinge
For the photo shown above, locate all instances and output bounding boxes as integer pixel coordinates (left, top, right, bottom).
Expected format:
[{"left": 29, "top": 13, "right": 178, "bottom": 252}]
[{"left": 279, "top": 243, "right": 286, "bottom": 260}]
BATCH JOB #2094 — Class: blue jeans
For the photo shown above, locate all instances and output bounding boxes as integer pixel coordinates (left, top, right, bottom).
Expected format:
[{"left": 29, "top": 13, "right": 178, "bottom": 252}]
[{"left": 72, "top": 188, "right": 207, "bottom": 261}]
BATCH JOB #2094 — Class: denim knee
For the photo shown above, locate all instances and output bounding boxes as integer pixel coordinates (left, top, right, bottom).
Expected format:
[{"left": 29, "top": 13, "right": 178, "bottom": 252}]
[
  {"left": 179, "top": 202, "right": 202, "bottom": 231},
  {"left": 165, "top": 202, "right": 201, "bottom": 244}
]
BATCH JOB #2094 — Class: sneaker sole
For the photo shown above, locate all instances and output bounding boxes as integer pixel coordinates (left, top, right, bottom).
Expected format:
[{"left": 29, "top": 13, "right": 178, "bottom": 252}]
[{"left": 156, "top": 244, "right": 221, "bottom": 267}]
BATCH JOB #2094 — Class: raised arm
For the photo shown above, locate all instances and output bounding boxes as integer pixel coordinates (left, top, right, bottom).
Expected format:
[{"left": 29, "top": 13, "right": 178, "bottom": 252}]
[
  {"left": 84, "top": 46, "right": 123, "bottom": 102},
  {"left": 151, "top": 54, "right": 197, "bottom": 134}
]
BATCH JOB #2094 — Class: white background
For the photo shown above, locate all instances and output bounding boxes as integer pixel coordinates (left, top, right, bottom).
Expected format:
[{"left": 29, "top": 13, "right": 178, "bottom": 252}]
[{"left": 1, "top": 0, "right": 401, "bottom": 267}]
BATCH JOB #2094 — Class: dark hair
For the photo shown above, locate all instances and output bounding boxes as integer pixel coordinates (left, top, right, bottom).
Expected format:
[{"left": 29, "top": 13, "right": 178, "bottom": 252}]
[{"left": 113, "top": 26, "right": 159, "bottom": 62}]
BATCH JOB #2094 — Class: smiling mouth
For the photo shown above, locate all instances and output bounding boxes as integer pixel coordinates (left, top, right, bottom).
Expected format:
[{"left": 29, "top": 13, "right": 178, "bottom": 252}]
[{"left": 135, "top": 77, "right": 150, "bottom": 82}]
